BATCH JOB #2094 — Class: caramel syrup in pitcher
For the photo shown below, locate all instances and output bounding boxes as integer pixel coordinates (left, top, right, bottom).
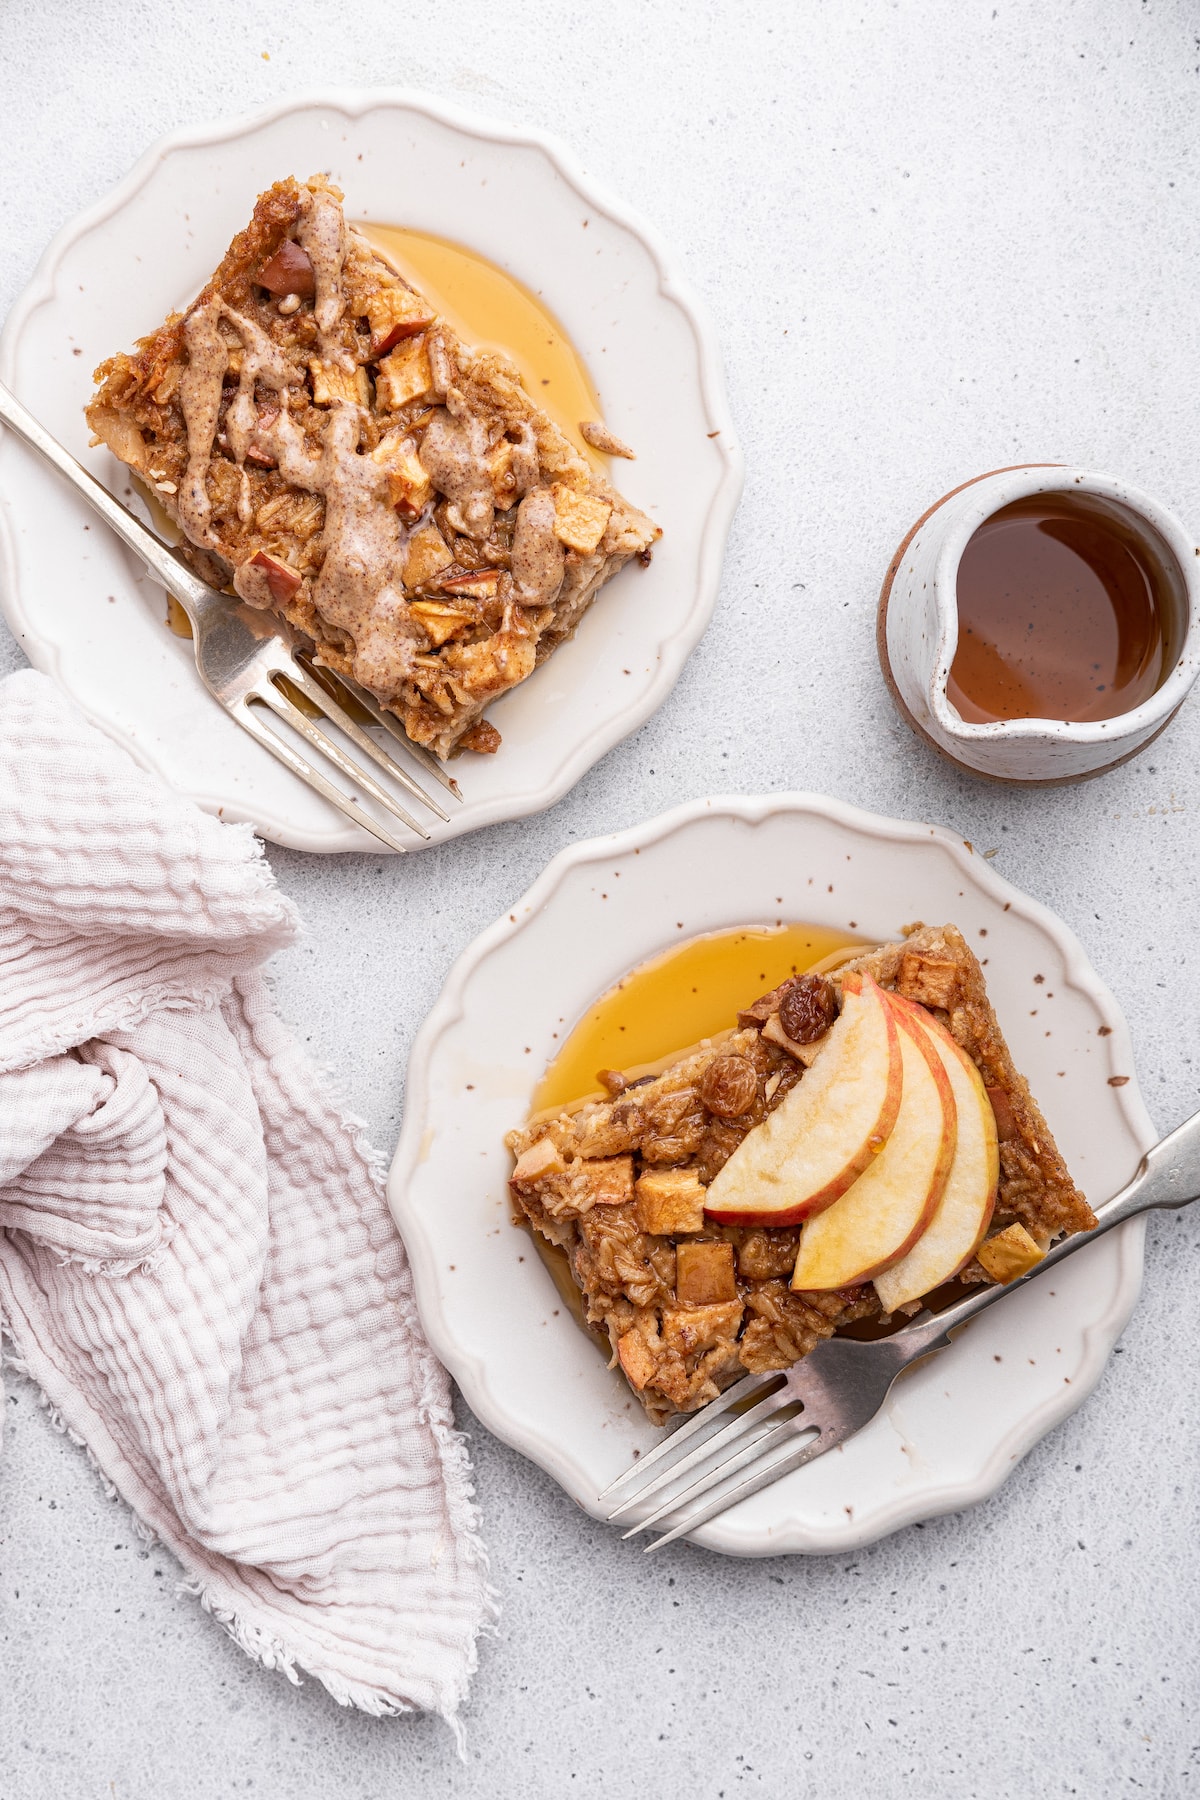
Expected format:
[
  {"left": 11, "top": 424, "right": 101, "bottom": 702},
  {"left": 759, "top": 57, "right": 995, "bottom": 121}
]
[{"left": 946, "top": 495, "right": 1170, "bottom": 725}]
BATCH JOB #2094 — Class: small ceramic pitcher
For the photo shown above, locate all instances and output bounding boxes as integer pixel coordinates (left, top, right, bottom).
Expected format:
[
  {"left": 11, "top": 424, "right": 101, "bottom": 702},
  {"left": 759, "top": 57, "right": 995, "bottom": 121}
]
[{"left": 877, "top": 465, "right": 1200, "bottom": 783}]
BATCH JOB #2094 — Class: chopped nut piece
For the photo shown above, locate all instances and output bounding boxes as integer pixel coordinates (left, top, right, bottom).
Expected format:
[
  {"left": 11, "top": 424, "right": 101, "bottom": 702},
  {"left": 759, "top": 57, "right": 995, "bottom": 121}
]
[
  {"left": 309, "top": 359, "right": 370, "bottom": 409},
  {"left": 578, "top": 1155, "right": 634, "bottom": 1207},
  {"left": 976, "top": 1222, "right": 1045, "bottom": 1283},
  {"left": 277, "top": 294, "right": 302, "bottom": 317},
  {"left": 897, "top": 952, "right": 960, "bottom": 1011},
  {"left": 511, "top": 1137, "right": 568, "bottom": 1184},
  {"left": 551, "top": 482, "right": 612, "bottom": 554},
  {"left": 409, "top": 602, "right": 474, "bottom": 648},
  {"left": 675, "top": 1240, "right": 738, "bottom": 1306},
  {"left": 403, "top": 522, "right": 454, "bottom": 589},
  {"left": 635, "top": 1167, "right": 707, "bottom": 1235},
  {"left": 617, "top": 1329, "right": 658, "bottom": 1391},
  {"left": 580, "top": 419, "right": 636, "bottom": 459},
  {"left": 375, "top": 336, "right": 435, "bottom": 410}
]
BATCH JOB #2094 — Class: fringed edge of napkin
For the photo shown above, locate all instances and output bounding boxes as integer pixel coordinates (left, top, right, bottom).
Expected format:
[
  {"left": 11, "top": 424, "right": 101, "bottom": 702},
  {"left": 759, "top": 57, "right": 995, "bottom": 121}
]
[{"left": 0, "top": 1081, "right": 501, "bottom": 1742}]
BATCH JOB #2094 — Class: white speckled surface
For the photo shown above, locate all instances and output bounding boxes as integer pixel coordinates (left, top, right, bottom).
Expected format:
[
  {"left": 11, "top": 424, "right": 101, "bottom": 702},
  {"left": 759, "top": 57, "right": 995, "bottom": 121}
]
[{"left": 2, "top": 4, "right": 1199, "bottom": 1794}]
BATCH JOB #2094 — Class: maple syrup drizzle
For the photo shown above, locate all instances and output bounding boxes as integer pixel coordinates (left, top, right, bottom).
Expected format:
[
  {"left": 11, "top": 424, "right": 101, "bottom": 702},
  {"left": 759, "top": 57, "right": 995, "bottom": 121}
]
[
  {"left": 362, "top": 224, "right": 605, "bottom": 468},
  {"left": 532, "top": 922, "right": 864, "bottom": 1116},
  {"left": 946, "top": 495, "right": 1171, "bottom": 725}
]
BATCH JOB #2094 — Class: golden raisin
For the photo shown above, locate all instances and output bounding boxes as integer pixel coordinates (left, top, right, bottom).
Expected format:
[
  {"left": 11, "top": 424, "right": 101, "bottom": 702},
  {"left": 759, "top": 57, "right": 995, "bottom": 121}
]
[
  {"left": 698, "top": 1054, "right": 758, "bottom": 1119},
  {"left": 778, "top": 974, "right": 837, "bottom": 1044}
]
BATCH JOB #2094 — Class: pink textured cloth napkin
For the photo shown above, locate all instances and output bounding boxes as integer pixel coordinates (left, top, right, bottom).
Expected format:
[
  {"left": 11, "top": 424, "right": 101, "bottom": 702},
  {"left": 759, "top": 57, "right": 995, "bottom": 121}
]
[{"left": 0, "top": 669, "right": 493, "bottom": 1728}]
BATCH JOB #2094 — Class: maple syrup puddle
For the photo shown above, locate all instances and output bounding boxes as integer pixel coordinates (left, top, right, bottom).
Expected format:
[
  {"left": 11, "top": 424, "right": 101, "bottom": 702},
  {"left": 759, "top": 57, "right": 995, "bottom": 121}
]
[
  {"left": 946, "top": 494, "right": 1179, "bottom": 725},
  {"left": 526, "top": 921, "right": 867, "bottom": 1346},
  {"left": 363, "top": 224, "right": 605, "bottom": 469},
  {"left": 532, "top": 922, "right": 865, "bottom": 1117}
]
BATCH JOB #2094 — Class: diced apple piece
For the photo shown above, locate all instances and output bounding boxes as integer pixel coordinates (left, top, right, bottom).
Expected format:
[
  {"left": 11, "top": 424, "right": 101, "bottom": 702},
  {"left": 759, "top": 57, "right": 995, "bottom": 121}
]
[
  {"left": 617, "top": 1329, "right": 658, "bottom": 1390},
  {"left": 409, "top": 602, "right": 473, "bottom": 649},
  {"left": 510, "top": 1137, "right": 567, "bottom": 1184},
  {"left": 976, "top": 1222, "right": 1045, "bottom": 1283},
  {"left": 375, "top": 336, "right": 435, "bottom": 411},
  {"left": 364, "top": 287, "right": 435, "bottom": 358},
  {"left": 247, "top": 550, "right": 302, "bottom": 605},
  {"left": 791, "top": 1004, "right": 957, "bottom": 1291},
  {"left": 385, "top": 449, "right": 434, "bottom": 521},
  {"left": 675, "top": 1241, "right": 738, "bottom": 1306},
  {"left": 704, "top": 973, "right": 903, "bottom": 1227},
  {"left": 403, "top": 522, "right": 454, "bottom": 589},
  {"left": 551, "top": 483, "right": 612, "bottom": 554},
  {"left": 436, "top": 569, "right": 501, "bottom": 599},
  {"left": 897, "top": 951, "right": 959, "bottom": 1011},
  {"left": 635, "top": 1168, "right": 707, "bottom": 1235},
  {"left": 258, "top": 240, "right": 316, "bottom": 298},
  {"left": 577, "top": 1155, "right": 634, "bottom": 1207},
  {"left": 660, "top": 1301, "right": 743, "bottom": 1356},
  {"left": 309, "top": 359, "right": 370, "bottom": 408},
  {"left": 874, "top": 995, "right": 999, "bottom": 1312}
]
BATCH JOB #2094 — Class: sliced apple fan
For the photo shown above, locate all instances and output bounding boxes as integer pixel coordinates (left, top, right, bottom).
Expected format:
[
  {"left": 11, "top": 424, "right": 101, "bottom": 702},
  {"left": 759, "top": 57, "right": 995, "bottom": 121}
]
[{"left": 506, "top": 924, "right": 1095, "bottom": 1424}]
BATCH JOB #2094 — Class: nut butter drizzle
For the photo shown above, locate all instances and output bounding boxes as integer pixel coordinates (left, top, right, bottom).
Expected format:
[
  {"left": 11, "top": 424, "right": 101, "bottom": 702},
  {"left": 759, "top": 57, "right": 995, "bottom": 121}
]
[{"left": 176, "top": 180, "right": 566, "bottom": 697}]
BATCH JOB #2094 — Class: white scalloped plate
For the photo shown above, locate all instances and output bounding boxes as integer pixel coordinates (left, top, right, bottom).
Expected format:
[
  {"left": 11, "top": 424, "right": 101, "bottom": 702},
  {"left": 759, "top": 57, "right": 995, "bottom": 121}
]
[
  {"left": 0, "top": 91, "right": 741, "bottom": 852},
  {"left": 389, "top": 795, "right": 1152, "bottom": 1555}
]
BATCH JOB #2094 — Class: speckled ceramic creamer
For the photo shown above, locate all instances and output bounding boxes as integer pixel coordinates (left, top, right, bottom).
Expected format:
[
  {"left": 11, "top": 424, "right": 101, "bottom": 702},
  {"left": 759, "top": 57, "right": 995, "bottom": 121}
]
[{"left": 878, "top": 465, "right": 1200, "bottom": 783}]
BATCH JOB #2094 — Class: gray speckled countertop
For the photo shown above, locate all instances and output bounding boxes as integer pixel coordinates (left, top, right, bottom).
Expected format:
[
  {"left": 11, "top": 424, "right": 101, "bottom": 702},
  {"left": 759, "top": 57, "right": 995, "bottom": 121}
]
[{"left": 2, "top": 4, "right": 1200, "bottom": 1795}]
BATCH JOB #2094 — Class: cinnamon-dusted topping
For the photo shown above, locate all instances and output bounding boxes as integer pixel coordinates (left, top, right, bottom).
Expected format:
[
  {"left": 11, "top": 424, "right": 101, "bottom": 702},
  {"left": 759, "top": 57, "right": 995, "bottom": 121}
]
[{"left": 86, "top": 174, "right": 660, "bottom": 757}]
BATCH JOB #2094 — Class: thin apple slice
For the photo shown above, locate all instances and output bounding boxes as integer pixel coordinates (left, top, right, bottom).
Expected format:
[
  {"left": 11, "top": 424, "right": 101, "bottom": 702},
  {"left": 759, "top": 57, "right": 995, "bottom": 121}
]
[
  {"left": 874, "top": 995, "right": 999, "bottom": 1312},
  {"left": 704, "top": 972, "right": 902, "bottom": 1228},
  {"left": 790, "top": 1002, "right": 957, "bottom": 1290}
]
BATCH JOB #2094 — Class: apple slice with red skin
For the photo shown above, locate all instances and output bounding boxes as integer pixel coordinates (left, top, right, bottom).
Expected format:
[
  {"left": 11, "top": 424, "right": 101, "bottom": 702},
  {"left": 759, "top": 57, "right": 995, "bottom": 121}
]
[
  {"left": 247, "top": 551, "right": 302, "bottom": 606},
  {"left": 703, "top": 971, "right": 903, "bottom": 1228},
  {"left": 257, "top": 240, "right": 316, "bottom": 299},
  {"left": 370, "top": 315, "right": 436, "bottom": 359},
  {"left": 790, "top": 999, "right": 957, "bottom": 1291},
  {"left": 873, "top": 994, "right": 999, "bottom": 1312}
]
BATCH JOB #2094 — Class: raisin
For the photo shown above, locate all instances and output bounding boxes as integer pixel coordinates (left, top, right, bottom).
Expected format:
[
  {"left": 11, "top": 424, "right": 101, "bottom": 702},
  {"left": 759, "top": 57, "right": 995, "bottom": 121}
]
[
  {"left": 778, "top": 974, "right": 838, "bottom": 1044},
  {"left": 698, "top": 1054, "right": 759, "bottom": 1119}
]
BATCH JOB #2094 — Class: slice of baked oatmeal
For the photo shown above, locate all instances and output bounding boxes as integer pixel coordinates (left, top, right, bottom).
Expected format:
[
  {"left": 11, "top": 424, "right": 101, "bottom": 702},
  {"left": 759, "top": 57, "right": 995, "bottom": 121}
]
[
  {"left": 86, "top": 176, "right": 660, "bottom": 758},
  {"left": 506, "top": 924, "right": 1094, "bottom": 1425}
]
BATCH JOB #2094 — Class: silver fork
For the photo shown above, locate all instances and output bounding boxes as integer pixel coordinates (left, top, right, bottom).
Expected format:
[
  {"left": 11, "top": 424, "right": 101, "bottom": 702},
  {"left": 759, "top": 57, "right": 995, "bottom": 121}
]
[
  {"left": 0, "top": 381, "right": 461, "bottom": 853},
  {"left": 603, "top": 1101, "right": 1200, "bottom": 1552}
]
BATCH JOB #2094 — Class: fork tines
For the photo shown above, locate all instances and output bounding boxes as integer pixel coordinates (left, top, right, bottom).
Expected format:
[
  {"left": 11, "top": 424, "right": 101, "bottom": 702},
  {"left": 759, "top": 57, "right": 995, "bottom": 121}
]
[
  {"left": 600, "top": 1370, "right": 830, "bottom": 1554},
  {"left": 244, "top": 646, "right": 462, "bottom": 852}
]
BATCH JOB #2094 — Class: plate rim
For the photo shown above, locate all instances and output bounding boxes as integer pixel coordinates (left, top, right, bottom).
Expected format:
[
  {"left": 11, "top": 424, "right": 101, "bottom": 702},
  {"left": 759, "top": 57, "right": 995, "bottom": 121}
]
[
  {"left": 388, "top": 790, "right": 1154, "bottom": 1555},
  {"left": 0, "top": 87, "right": 744, "bottom": 851}
]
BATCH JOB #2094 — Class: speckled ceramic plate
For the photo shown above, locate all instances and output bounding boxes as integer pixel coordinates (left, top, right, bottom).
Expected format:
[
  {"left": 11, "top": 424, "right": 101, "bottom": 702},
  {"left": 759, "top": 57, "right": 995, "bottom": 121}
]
[
  {"left": 0, "top": 90, "right": 741, "bottom": 851},
  {"left": 389, "top": 794, "right": 1153, "bottom": 1556}
]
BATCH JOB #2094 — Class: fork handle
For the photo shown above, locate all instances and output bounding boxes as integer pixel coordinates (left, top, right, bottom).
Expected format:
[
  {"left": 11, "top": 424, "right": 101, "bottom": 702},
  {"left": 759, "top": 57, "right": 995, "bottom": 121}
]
[
  {"left": 0, "top": 379, "right": 214, "bottom": 618},
  {"left": 893, "top": 1101, "right": 1200, "bottom": 1363}
]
